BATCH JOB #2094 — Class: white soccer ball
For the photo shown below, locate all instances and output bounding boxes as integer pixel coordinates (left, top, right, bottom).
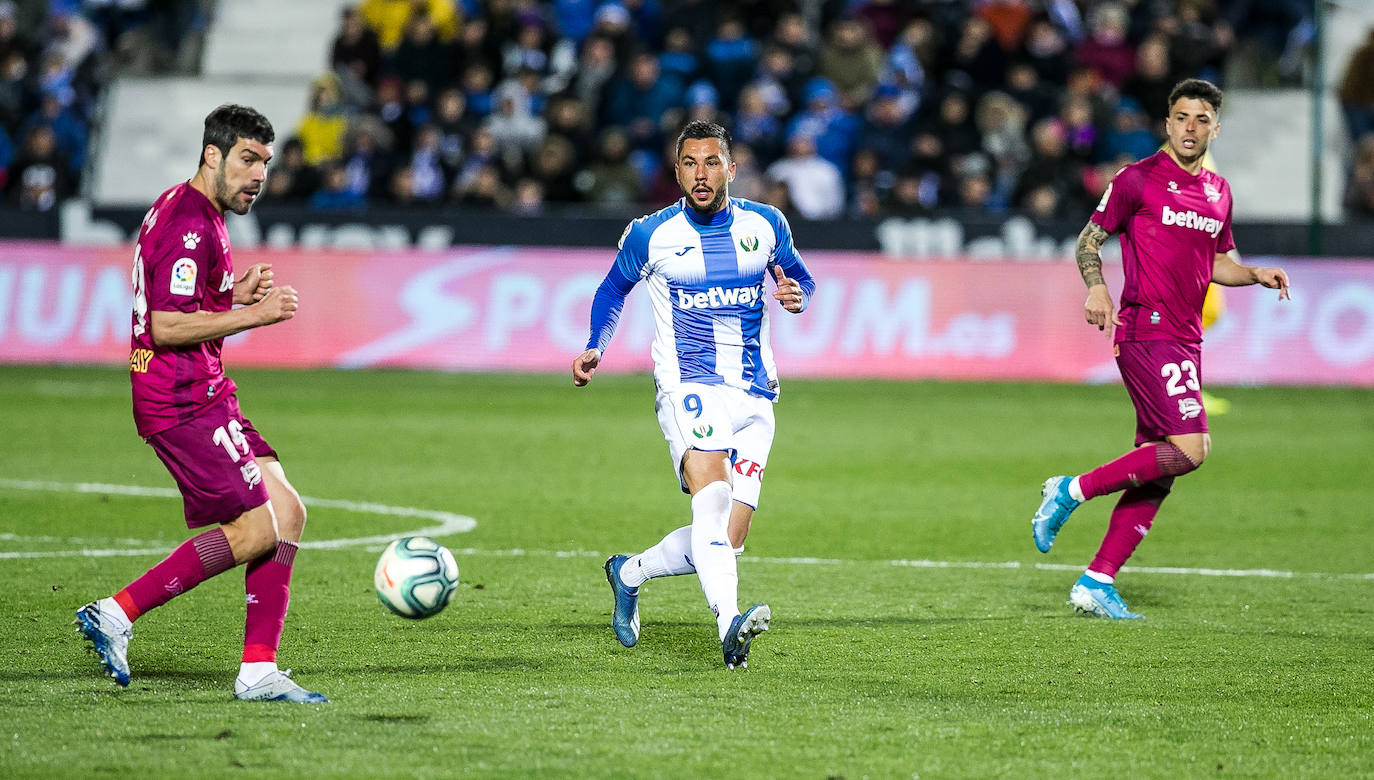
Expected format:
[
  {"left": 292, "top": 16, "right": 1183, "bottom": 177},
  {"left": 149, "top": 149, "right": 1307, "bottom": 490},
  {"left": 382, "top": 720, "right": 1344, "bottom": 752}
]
[{"left": 374, "top": 536, "right": 459, "bottom": 619}]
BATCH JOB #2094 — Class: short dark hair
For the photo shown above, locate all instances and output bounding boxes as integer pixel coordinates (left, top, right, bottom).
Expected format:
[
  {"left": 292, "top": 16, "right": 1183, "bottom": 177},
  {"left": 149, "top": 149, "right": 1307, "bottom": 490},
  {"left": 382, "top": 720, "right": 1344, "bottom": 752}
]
[
  {"left": 675, "top": 120, "right": 732, "bottom": 162},
  {"left": 199, "top": 104, "right": 275, "bottom": 167},
  {"left": 1167, "top": 78, "right": 1223, "bottom": 114}
]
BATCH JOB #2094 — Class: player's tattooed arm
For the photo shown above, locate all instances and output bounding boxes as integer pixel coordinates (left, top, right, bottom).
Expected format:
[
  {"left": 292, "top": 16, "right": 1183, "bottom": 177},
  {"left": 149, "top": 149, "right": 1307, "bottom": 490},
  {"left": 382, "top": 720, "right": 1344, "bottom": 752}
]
[
  {"left": 1076, "top": 221, "right": 1120, "bottom": 339},
  {"left": 1075, "top": 222, "right": 1111, "bottom": 289}
]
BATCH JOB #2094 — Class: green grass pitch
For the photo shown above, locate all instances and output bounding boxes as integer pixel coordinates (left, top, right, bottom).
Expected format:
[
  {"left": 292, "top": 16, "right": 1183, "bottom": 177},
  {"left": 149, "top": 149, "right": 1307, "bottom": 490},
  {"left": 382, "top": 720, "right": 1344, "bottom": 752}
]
[{"left": 1, "top": 365, "right": 1370, "bottom": 777}]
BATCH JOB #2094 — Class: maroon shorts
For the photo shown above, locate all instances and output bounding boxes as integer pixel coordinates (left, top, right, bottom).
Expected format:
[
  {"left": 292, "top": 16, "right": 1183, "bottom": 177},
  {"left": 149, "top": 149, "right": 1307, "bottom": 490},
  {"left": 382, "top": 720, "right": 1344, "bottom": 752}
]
[
  {"left": 1116, "top": 340, "right": 1209, "bottom": 446},
  {"left": 146, "top": 395, "right": 277, "bottom": 528}
]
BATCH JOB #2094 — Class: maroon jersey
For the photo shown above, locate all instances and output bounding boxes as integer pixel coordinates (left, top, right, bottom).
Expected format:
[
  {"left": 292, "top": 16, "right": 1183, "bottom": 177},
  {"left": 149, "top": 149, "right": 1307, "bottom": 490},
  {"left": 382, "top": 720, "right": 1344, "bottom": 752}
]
[
  {"left": 129, "top": 182, "right": 238, "bottom": 437},
  {"left": 1090, "top": 151, "right": 1235, "bottom": 344}
]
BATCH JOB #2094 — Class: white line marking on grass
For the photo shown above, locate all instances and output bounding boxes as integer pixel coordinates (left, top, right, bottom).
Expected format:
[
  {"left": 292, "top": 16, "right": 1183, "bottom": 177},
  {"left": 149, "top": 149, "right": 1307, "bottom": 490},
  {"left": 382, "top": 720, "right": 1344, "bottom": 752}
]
[
  {"left": 0, "top": 478, "right": 476, "bottom": 559},
  {"left": 3, "top": 480, "right": 1371, "bottom": 581}
]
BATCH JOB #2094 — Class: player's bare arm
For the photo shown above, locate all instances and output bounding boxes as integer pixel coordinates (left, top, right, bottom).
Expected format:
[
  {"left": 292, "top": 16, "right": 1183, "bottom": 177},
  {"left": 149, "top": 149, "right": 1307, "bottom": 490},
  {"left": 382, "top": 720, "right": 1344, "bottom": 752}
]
[
  {"left": 572, "top": 348, "right": 601, "bottom": 386},
  {"left": 149, "top": 285, "right": 298, "bottom": 347},
  {"left": 1212, "top": 250, "right": 1291, "bottom": 299},
  {"left": 1076, "top": 221, "right": 1121, "bottom": 338},
  {"left": 771, "top": 265, "right": 804, "bottom": 313},
  {"left": 233, "top": 263, "right": 274, "bottom": 304}
]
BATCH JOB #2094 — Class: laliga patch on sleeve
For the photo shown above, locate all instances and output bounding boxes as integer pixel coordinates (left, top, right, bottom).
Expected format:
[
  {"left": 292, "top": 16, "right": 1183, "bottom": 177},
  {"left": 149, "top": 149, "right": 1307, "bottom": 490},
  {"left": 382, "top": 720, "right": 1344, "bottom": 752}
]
[{"left": 170, "top": 257, "right": 198, "bottom": 296}]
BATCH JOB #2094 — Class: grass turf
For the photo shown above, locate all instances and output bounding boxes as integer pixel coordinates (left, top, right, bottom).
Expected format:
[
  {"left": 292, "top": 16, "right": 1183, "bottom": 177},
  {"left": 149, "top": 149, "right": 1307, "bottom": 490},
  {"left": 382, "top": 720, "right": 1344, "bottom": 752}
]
[{"left": 0, "top": 365, "right": 1370, "bottom": 777}]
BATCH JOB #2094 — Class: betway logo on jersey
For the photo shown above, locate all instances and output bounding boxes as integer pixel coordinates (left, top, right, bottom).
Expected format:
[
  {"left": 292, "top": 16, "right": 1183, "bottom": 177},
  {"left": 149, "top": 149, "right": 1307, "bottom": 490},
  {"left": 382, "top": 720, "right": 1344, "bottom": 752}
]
[
  {"left": 676, "top": 284, "right": 766, "bottom": 310},
  {"left": 1161, "top": 205, "right": 1223, "bottom": 238}
]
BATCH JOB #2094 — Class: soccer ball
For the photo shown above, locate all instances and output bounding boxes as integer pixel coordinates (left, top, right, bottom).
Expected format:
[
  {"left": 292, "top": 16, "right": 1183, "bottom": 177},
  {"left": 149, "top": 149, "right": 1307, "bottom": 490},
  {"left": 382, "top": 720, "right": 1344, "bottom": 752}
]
[{"left": 374, "top": 537, "right": 459, "bottom": 619}]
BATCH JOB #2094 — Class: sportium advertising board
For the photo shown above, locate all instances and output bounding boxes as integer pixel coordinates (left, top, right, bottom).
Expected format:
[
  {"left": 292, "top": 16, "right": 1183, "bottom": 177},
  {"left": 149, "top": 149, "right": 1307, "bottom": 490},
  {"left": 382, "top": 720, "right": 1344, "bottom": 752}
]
[{"left": 1, "top": 241, "right": 1372, "bottom": 386}]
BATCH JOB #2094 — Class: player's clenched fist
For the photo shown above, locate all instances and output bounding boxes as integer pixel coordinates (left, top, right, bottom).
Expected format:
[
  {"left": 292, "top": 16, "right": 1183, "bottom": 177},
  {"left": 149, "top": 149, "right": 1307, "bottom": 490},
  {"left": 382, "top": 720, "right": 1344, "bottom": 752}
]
[
  {"left": 256, "top": 285, "right": 298, "bottom": 324},
  {"left": 572, "top": 348, "right": 601, "bottom": 386}
]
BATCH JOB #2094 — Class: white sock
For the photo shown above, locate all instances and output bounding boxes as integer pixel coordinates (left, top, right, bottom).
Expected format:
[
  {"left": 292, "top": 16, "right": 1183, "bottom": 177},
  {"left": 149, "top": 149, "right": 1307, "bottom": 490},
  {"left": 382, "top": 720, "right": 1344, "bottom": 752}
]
[
  {"left": 1068, "top": 476, "right": 1086, "bottom": 502},
  {"left": 734, "top": 546, "right": 744, "bottom": 559},
  {"left": 1084, "top": 569, "right": 1114, "bottom": 585},
  {"left": 97, "top": 597, "right": 131, "bottom": 629},
  {"left": 622, "top": 526, "right": 695, "bottom": 588},
  {"left": 235, "top": 661, "right": 278, "bottom": 691},
  {"left": 689, "top": 481, "right": 739, "bottom": 640}
]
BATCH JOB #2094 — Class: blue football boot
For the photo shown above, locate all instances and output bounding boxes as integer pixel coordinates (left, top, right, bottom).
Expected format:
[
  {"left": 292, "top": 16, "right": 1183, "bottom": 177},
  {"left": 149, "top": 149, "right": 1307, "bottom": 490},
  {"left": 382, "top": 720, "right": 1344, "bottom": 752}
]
[
  {"left": 1068, "top": 574, "right": 1144, "bottom": 619},
  {"left": 722, "top": 603, "right": 771, "bottom": 670},
  {"left": 604, "top": 554, "right": 640, "bottom": 647},
  {"left": 1032, "top": 476, "right": 1081, "bottom": 553}
]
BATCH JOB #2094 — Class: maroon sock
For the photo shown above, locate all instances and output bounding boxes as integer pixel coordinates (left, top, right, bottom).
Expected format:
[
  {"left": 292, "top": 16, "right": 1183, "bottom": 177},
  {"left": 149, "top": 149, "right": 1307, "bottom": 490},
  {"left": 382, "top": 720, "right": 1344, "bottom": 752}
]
[
  {"left": 1088, "top": 479, "right": 1173, "bottom": 578},
  {"left": 113, "top": 527, "right": 235, "bottom": 621},
  {"left": 1078, "top": 443, "right": 1196, "bottom": 500},
  {"left": 243, "top": 540, "right": 297, "bottom": 663}
]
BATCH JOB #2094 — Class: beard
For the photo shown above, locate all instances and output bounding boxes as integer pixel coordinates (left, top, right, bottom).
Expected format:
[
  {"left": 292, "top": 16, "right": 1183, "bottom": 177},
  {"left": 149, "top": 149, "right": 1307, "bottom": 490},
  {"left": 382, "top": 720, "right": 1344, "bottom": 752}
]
[
  {"left": 216, "top": 167, "right": 255, "bottom": 215},
  {"left": 682, "top": 183, "right": 727, "bottom": 215}
]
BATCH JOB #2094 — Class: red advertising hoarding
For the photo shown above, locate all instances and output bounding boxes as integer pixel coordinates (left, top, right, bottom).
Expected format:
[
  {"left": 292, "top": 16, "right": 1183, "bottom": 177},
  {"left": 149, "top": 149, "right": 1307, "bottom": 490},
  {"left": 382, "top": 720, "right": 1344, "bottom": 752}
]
[{"left": 2, "top": 241, "right": 1371, "bottom": 386}]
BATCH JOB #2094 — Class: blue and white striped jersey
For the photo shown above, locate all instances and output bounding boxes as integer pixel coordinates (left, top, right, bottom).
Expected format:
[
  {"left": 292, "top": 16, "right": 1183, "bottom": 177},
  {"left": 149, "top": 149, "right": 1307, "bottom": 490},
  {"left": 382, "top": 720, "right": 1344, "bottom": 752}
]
[{"left": 586, "top": 197, "right": 815, "bottom": 400}]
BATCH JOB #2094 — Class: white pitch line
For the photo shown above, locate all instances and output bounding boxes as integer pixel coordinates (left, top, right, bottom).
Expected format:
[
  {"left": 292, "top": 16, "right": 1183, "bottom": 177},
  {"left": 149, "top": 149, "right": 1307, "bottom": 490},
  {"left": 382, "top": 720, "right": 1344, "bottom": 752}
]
[
  {"left": 0, "top": 478, "right": 476, "bottom": 558},
  {"left": 2, "top": 480, "right": 1371, "bottom": 580}
]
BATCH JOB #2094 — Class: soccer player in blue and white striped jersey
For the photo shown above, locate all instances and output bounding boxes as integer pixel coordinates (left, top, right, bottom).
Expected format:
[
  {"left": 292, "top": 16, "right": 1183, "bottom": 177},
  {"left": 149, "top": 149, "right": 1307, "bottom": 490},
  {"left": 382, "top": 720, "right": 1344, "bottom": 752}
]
[{"left": 573, "top": 120, "right": 815, "bottom": 669}]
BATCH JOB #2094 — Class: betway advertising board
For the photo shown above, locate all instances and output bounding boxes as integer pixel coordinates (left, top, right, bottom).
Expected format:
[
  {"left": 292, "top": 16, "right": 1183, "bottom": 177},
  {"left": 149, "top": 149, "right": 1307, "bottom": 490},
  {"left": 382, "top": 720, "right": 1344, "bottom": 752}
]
[{"left": 1, "top": 241, "right": 1371, "bottom": 386}]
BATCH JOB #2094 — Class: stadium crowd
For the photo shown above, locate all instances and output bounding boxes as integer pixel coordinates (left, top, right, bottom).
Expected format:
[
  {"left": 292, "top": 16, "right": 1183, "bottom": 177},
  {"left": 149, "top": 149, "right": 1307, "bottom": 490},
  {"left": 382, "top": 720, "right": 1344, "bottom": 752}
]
[
  {"left": 0, "top": 0, "right": 207, "bottom": 210},
  {"left": 1, "top": 0, "right": 1338, "bottom": 221},
  {"left": 281, "top": 0, "right": 1316, "bottom": 221}
]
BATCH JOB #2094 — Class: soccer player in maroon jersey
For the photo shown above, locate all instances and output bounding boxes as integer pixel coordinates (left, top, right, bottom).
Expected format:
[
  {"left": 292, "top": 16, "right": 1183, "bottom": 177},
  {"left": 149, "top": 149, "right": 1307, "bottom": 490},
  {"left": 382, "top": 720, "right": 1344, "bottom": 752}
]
[
  {"left": 1031, "top": 79, "right": 1290, "bottom": 619},
  {"left": 75, "top": 105, "right": 326, "bottom": 701}
]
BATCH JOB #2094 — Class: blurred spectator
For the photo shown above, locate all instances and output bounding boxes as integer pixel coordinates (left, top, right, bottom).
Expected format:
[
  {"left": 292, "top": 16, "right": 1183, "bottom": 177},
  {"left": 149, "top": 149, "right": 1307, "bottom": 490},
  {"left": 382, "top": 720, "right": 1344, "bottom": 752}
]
[
  {"left": 389, "top": 12, "right": 454, "bottom": 97},
  {"left": 5, "top": 125, "right": 73, "bottom": 209},
  {"left": 660, "top": 0, "right": 717, "bottom": 59},
  {"left": 882, "top": 18, "right": 934, "bottom": 120},
  {"left": 571, "top": 35, "right": 617, "bottom": 122},
  {"left": 855, "top": 0, "right": 910, "bottom": 50},
  {"left": 296, "top": 73, "right": 351, "bottom": 165},
  {"left": 452, "top": 161, "right": 511, "bottom": 208},
  {"left": 1014, "top": 116, "right": 1087, "bottom": 215},
  {"left": 0, "top": 50, "right": 25, "bottom": 130},
  {"left": 577, "top": 126, "right": 641, "bottom": 206},
  {"left": 818, "top": 17, "right": 885, "bottom": 111},
  {"left": 459, "top": 62, "right": 495, "bottom": 118},
  {"left": 332, "top": 6, "right": 382, "bottom": 88},
  {"left": 847, "top": 146, "right": 886, "bottom": 218},
  {"left": 1060, "top": 93, "right": 1098, "bottom": 165},
  {"left": 529, "top": 134, "right": 579, "bottom": 203},
  {"left": 265, "top": 137, "right": 322, "bottom": 203},
  {"left": 766, "top": 130, "right": 844, "bottom": 220},
  {"left": 1004, "top": 61, "right": 1057, "bottom": 125},
  {"left": 603, "top": 51, "right": 680, "bottom": 151},
  {"left": 1075, "top": 3, "right": 1134, "bottom": 89},
  {"left": 1338, "top": 28, "right": 1374, "bottom": 145},
  {"left": 483, "top": 85, "right": 545, "bottom": 172},
  {"left": 360, "top": 0, "right": 459, "bottom": 52},
  {"left": 1019, "top": 15, "right": 1071, "bottom": 85},
  {"left": 727, "top": 142, "right": 767, "bottom": 202},
  {"left": 785, "top": 77, "right": 860, "bottom": 174},
  {"left": 511, "top": 176, "right": 546, "bottom": 214},
  {"left": 1344, "top": 135, "right": 1374, "bottom": 219},
  {"left": 1163, "top": 0, "right": 1230, "bottom": 87},
  {"left": 658, "top": 26, "right": 699, "bottom": 84},
  {"left": 1224, "top": 0, "right": 1310, "bottom": 87},
  {"left": 339, "top": 123, "right": 393, "bottom": 201},
  {"left": 544, "top": 93, "right": 594, "bottom": 151},
  {"left": 310, "top": 162, "right": 368, "bottom": 210},
  {"left": 403, "top": 124, "right": 451, "bottom": 202},
  {"left": 974, "top": 90, "right": 1029, "bottom": 207},
  {"left": 857, "top": 83, "right": 911, "bottom": 174},
  {"left": 734, "top": 84, "right": 782, "bottom": 164},
  {"left": 772, "top": 12, "right": 820, "bottom": 84},
  {"left": 976, "top": 0, "right": 1033, "bottom": 53},
  {"left": 433, "top": 87, "right": 473, "bottom": 167},
  {"left": 703, "top": 16, "right": 758, "bottom": 112},
  {"left": 1099, "top": 97, "right": 1157, "bottom": 163},
  {"left": 947, "top": 15, "right": 1007, "bottom": 91},
  {"left": 1122, "top": 34, "right": 1176, "bottom": 124}
]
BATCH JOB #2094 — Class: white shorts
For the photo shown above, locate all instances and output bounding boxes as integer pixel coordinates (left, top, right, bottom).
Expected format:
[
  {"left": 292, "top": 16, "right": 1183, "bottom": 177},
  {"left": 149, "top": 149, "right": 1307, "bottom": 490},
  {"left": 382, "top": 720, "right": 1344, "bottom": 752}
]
[{"left": 655, "top": 383, "right": 776, "bottom": 509}]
